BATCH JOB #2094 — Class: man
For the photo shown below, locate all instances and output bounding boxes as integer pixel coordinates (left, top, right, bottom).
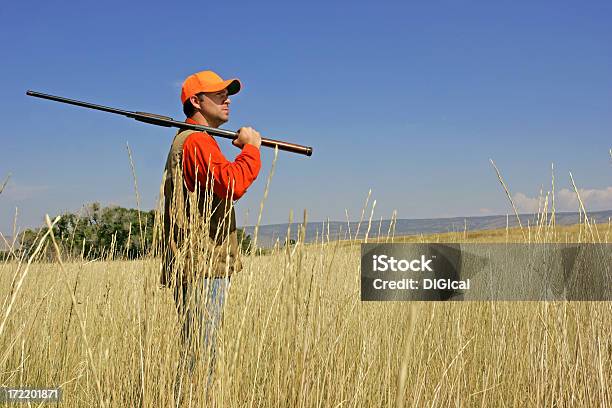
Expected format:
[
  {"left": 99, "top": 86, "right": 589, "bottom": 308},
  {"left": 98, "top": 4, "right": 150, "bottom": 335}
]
[{"left": 161, "top": 70, "right": 262, "bottom": 376}]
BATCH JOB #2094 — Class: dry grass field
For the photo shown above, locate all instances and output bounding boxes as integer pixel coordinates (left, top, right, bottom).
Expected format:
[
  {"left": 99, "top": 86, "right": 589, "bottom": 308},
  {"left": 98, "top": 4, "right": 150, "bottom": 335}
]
[
  {"left": 1, "top": 219, "right": 610, "bottom": 407},
  {"left": 1, "top": 154, "right": 611, "bottom": 407}
]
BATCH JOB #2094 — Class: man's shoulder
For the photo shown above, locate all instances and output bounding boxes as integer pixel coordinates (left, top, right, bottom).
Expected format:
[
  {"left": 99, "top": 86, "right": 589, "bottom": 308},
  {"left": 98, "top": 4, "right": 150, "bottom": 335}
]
[
  {"left": 182, "top": 130, "right": 220, "bottom": 154},
  {"left": 183, "top": 129, "right": 214, "bottom": 143}
]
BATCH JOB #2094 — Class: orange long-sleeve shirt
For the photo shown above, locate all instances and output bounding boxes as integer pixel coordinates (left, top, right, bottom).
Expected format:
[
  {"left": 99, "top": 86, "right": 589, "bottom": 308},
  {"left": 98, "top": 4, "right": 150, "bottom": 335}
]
[{"left": 182, "top": 118, "right": 261, "bottom": 200}]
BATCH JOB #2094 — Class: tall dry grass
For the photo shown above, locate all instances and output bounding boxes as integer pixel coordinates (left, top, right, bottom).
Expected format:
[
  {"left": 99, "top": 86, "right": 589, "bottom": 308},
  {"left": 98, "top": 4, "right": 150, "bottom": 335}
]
[{"left": 0, "top": 154, "right": 610, "bottom": 407}]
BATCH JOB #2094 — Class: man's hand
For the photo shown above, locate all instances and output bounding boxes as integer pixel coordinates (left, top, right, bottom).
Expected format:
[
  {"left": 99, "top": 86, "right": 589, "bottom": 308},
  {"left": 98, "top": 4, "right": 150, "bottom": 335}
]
[{"left": 233, "top": 127, "right": 262, "bottom": 149}]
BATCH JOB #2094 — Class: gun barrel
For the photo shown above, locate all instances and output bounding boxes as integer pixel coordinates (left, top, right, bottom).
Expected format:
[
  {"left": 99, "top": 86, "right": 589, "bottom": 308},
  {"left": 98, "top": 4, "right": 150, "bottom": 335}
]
[
  {"left": 26, "top": 90, "right": 133, "bottom": 116},
  {"left": 26, "top": 90, "right": 313, "bottom": 157}
]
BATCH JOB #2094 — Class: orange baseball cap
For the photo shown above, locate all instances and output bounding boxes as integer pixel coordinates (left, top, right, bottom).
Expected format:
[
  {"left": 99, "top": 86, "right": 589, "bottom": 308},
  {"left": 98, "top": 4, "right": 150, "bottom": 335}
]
[{"left": 180, "top": 70, "right": 241, "bottom": 104}]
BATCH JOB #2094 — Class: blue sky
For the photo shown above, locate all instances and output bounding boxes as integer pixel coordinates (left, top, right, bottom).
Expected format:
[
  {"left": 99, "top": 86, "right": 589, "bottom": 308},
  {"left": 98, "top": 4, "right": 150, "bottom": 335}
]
[{"left": 1, "top": 0, "right": 611, "bottom": 233}]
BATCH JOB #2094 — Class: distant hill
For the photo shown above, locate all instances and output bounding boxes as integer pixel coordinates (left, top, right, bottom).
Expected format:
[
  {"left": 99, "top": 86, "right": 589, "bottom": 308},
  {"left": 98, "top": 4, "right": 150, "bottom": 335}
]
[
  {"left": 3, "top": 209, "right": 611, "bottom": 251},
  {"left": 243, "top": 210, "right": 612, "bottom": 247}
]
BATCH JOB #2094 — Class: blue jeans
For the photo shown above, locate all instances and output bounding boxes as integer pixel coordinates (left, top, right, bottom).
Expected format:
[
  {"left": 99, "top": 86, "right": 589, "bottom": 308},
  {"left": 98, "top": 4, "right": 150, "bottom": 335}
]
[{"left": 174, "top": 277, "right": 230, "bottom": 374}]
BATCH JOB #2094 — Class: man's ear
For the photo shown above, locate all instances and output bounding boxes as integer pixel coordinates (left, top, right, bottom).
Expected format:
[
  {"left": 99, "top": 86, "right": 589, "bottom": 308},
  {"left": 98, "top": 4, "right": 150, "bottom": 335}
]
[{"left": 189, "top": 94, "right": 202, "bottom": 111}]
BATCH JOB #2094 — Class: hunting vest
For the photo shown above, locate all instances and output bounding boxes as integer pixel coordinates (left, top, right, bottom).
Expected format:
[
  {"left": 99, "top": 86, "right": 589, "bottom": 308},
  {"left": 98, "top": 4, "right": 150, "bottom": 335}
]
[{"left": 160, "top": 129, "right": 242, "bottom": 286}]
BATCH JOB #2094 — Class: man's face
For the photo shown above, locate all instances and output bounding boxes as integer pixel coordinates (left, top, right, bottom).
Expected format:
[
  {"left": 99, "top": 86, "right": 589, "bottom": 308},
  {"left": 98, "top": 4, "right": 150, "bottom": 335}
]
[{"left": 196, "top": 89, "right": 231, "bottom": 126}]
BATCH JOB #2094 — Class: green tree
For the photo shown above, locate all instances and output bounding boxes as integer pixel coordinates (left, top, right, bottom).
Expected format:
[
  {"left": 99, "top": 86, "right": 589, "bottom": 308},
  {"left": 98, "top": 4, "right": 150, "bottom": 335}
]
[{"left": 19, "top": 203, "right": 157, "bottom": 260}]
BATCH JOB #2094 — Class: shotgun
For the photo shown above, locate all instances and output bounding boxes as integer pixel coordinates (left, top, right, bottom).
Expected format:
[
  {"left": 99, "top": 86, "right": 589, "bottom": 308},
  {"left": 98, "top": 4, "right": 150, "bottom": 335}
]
[{"left": 26, "top": 90, "right": 313, "bottom": 157}]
